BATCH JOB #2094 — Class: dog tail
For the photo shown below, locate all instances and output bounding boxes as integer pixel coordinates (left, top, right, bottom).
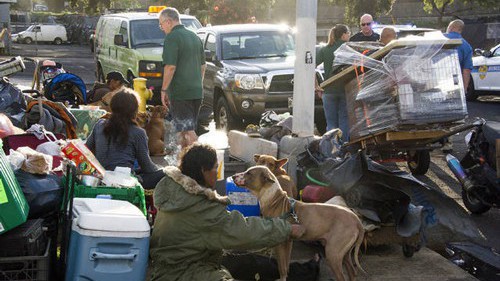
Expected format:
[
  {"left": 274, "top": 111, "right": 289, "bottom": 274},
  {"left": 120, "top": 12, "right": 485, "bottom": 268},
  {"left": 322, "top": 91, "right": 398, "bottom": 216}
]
[{"left": 354, "top": 224, "right": 366, "bottom": 275}]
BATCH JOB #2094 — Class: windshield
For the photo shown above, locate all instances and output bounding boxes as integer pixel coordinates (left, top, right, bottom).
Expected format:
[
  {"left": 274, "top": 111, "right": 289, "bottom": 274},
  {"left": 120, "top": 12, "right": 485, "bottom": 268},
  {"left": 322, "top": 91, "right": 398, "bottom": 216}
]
[
  {"left": 130, "top": 18, "right": 202, "bottom": 48},
  {"left": 221, "top": 31, "right": 295, "bottom": 60}
]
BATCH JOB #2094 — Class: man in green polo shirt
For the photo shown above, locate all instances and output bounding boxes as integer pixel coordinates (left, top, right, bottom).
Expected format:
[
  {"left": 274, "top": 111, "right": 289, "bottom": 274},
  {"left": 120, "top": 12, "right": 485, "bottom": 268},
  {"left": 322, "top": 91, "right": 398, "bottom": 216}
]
[{"left": 159, "top": 7, "right": 206, "bottom": 149}]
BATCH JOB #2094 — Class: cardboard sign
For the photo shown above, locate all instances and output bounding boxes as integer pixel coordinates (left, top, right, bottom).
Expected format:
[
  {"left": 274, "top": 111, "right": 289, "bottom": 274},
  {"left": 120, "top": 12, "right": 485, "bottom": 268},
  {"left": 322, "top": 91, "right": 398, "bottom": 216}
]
[{"left": 62, "top": 140, "right": 105, "bottom": 177}]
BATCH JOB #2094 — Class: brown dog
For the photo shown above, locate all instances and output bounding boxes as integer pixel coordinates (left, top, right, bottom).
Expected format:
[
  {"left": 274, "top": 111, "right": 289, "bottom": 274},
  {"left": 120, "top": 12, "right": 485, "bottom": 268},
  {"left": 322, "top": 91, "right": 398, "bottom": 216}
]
[
  {"left": 254, "top": 154, "right": 298, "bottom": 199},
  {"left": 145, "top": 105, "right": 168, "bottom": 156},
  {"left": 233, "top": 166, "right": 364, "bottom": 281}
]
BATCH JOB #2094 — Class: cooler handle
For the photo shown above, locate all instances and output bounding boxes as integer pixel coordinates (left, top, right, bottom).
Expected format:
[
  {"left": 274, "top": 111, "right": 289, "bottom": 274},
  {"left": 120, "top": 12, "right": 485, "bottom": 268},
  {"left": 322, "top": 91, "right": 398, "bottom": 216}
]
[{"left": 90, "top": 251, "right": 137, "bottom": 261}]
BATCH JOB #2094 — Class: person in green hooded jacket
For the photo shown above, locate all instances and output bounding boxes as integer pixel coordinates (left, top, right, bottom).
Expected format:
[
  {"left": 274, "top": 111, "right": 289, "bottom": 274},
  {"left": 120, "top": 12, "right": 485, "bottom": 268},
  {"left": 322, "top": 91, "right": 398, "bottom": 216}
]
[{"left": 150, "top": 143, "right": 304, "bottom": 281}]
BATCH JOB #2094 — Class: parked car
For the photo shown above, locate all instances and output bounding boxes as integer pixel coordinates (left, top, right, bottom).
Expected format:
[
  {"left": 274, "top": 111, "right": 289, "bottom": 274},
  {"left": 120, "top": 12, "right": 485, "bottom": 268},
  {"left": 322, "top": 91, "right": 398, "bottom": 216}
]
[
  {"left": 94, "top": 8, "right": 202, "bottom": 104},
  {"left": 15, "top": 24, "right": 67, "bottom": 44},
  {"left": 196, "top": 24, "right": 325, "bottom": 131},
  {"left": 467, "top": 44, "right": 500, "bottom": 101}
]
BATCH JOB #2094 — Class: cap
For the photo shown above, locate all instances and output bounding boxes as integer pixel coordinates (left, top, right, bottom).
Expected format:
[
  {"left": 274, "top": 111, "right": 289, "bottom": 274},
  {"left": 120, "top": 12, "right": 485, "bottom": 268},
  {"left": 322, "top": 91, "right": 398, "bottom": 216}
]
[{"left": 106, "top": 71, "right": 129, "bottom": 85}]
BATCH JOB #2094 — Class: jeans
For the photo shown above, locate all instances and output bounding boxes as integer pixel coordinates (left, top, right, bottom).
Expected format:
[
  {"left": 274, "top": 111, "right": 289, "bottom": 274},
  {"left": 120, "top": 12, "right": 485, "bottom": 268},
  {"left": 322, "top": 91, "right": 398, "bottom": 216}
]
[{"left": 322, "top": 92, "right": 349, "bottom": 141}]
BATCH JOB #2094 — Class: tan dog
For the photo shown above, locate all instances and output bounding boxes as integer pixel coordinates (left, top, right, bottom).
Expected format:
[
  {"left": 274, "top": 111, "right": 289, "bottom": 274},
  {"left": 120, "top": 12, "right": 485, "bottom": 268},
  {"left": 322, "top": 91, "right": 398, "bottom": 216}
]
[
  {"left": 233, "top": 166, "right": 364, "bottom": 281},
  {"left": 145, "top": 105, "right": 167, "bottom": 156},
  {"left": 254, "top": 154, "right": 298, "bottom": 199}
]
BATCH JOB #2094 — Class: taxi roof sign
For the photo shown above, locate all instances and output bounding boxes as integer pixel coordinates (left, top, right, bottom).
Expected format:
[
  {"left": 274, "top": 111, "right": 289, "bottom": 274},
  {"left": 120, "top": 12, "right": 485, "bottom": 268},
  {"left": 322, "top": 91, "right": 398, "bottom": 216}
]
[{"left": 148, "top": 6, "right": 167, "bottom": 13}]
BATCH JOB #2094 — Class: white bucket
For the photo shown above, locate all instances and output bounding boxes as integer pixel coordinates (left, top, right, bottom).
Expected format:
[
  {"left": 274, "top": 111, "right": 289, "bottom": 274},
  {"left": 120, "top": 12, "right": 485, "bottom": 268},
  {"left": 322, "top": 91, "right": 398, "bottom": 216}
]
[{"left": 216, "top": 149, "right": 225, "bottom": 180}]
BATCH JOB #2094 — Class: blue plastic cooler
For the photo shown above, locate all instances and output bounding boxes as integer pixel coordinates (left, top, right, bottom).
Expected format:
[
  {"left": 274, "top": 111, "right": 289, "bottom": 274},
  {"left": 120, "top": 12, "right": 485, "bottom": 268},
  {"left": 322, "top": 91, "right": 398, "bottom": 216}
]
[
  {"left": 225, "top": 177, "right": 260, "bottom": 216},
  {"left": 65, "top": 198, "right": 150, "bottom": 281}
]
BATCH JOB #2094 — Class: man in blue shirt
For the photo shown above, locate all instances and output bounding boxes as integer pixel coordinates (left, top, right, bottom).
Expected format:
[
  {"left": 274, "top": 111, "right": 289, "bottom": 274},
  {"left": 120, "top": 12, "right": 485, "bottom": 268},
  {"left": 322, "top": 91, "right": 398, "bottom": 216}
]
[
  {"left": 445, "top": 19, "right": 473, "bottom": 91},
  {"left": 442, "top": 19, "right": 473, "bottom": 153}
]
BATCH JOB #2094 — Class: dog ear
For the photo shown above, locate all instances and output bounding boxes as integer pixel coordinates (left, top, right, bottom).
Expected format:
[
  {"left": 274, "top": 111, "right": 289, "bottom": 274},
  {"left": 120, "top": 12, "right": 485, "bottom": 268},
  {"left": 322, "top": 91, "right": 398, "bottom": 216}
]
[
  {"left": 253, "top": 154, "right": 261, "bottom": 163},
  {"left": 261, "top": 170, "right": 276, "bottom": 184},
  {"left": 276, "top": 158, "right": 288, "bottom": 168}
]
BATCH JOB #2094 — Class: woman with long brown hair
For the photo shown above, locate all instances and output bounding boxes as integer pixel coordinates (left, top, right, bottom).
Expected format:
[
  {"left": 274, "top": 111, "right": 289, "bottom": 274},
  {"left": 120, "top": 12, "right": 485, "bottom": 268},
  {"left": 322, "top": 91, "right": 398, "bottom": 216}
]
[
  {"left": 86, "top": 88, "right": 164, "bottom": 189},
  {"left": 316, "top": 24, "right": 351, "bottom": 141}
]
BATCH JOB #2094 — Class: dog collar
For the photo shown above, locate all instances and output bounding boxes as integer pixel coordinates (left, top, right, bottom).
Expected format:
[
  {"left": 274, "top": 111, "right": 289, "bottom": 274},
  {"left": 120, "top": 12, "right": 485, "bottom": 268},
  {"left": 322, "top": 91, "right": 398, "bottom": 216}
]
[{"left": 281, "top": 197, "right": 299, "bottom": 224}]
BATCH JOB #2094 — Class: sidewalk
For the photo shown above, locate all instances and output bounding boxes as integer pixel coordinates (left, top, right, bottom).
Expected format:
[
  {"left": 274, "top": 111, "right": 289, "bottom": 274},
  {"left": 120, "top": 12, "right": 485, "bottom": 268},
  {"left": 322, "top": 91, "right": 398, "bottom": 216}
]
[{"left": 292, "top": 241, "right": 477, "bottom": 281}]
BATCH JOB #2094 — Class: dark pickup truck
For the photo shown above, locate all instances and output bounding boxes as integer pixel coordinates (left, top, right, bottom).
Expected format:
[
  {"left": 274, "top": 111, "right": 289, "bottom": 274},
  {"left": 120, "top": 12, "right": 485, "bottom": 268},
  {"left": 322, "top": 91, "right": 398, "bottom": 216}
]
[{"left": 196, "top": 24, "right": 325, "bottom": 132}]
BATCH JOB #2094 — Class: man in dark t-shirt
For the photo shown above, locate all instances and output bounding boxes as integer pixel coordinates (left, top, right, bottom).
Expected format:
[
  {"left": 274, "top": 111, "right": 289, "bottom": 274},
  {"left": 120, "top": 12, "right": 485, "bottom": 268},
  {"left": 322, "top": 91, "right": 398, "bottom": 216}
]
[
  {"left": 350, "top": 14, "right": 380, "bottom": 42},
  {"left": 159, "top": 7, "right": 206, "bottom": 149}
]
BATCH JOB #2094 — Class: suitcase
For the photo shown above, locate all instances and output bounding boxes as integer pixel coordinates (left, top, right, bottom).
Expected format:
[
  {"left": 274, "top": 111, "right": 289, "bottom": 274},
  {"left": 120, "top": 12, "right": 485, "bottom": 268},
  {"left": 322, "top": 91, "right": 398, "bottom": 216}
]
[
  {"left": 0, "top": 219, "right": 47, "bottom": 257},
  {"left": 2, "top": 133, "right": 66, "bottom": 171}
]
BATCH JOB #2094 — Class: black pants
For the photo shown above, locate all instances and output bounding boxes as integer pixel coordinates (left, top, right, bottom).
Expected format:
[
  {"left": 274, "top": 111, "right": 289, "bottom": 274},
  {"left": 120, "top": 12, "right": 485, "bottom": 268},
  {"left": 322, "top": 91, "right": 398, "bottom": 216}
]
[{"left": 221, "top": 252, "right": 320, "bottom": 281}]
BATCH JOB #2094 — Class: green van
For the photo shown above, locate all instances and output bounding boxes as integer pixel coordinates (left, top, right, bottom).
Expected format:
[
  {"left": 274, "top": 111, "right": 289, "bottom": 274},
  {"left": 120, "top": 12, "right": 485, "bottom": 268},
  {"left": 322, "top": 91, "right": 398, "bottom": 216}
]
[{"left": 94, "top": 10, "right": 202, "bottom": 103}]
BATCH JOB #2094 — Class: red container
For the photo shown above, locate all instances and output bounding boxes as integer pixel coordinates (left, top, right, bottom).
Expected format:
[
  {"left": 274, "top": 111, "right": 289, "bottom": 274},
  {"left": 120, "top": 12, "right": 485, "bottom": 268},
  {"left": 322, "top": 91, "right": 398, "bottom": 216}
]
[{"left": 301, "top": 185, "right": 336, "bottom": 203}]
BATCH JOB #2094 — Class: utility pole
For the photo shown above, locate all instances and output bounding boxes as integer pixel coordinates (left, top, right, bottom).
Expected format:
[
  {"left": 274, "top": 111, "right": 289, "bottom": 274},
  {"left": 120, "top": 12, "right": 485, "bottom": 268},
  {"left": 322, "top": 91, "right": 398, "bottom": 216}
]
[{"left": 292, "top": 0, "right": 317, "bottom": 137}]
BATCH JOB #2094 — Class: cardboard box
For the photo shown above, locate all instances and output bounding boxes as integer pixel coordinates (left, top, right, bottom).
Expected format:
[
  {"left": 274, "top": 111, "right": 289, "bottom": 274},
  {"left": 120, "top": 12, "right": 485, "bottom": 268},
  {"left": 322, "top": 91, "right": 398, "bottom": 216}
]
[{"left": 62, "top": 140, "right": 105, "bottom": 177}]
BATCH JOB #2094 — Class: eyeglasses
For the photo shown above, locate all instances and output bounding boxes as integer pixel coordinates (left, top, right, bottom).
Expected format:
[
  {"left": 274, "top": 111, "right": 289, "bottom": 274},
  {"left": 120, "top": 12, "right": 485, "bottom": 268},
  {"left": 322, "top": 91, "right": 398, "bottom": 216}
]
[{"left": 361, "top": 22, "right": 372, "bottom": 27}]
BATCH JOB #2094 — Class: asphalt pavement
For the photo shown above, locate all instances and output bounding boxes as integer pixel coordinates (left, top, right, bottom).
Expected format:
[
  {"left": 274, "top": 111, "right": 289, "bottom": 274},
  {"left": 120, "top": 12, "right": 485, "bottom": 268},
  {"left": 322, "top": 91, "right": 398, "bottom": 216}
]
[{"left": 2, "top": 43, "right": 499, "bottom": 281}]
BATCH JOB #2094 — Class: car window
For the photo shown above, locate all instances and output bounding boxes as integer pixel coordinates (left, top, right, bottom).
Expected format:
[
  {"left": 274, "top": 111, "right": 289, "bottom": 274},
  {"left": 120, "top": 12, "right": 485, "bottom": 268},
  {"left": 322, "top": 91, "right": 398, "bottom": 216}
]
[
  {"left": 33, "top": 26, "right": 41, "bottom": 32},
  {"left": 493, "top": 47, "right": 500, "bottom": 57},
  {"left": 221, "top": 31, "right": 294, "bottom": 60},
  {"left": 181, "top": 18, "right": 202, "bottom": 32},
  {"left": 119, "top": 21, "right": 128, "bottom": 46},
  {"left": 206, "top": 33, "right": 216, "bottom": 53},
  {"left": 130, "top": 19, "right": 165, "bottom": 48}
]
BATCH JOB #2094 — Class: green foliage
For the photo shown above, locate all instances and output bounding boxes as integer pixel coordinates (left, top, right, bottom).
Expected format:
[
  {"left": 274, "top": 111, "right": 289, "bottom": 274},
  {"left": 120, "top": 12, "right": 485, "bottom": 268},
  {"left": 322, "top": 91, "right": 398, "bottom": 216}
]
[
  {"left": 210, "top": 0, "right": 274, "bottom": 25},
  {"left": 323, "top": 0, "right": 396, "bottom": 25},
  {"left": 422, "top": 0, "right": 498, "bottom": 25}
]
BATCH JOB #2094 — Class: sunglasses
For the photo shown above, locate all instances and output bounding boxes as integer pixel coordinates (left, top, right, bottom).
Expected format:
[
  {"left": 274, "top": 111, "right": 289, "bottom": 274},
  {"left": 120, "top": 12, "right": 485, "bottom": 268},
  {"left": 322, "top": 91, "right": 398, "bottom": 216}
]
[{"left": 361, "top": 22, "right": 372, "bottom": 27}]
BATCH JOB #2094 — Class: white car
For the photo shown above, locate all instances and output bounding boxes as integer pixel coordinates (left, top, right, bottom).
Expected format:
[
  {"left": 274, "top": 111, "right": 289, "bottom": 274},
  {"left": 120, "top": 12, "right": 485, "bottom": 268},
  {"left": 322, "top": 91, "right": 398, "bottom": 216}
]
[{"left": 468, "top": 44, "right": 500, "bottom": 101}]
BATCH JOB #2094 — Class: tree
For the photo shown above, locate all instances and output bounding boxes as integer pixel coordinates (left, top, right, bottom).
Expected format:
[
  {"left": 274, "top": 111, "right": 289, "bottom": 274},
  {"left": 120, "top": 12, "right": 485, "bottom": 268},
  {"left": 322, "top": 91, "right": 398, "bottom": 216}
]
[
  {"left": 323, "top": 0, "right": 396, "bottom": 25},
  {"left": 423, "top": 0, "right": 498, "bottom": 27},
  {"left": 210, "top": 0, "right": 274, "bottom": 25}
]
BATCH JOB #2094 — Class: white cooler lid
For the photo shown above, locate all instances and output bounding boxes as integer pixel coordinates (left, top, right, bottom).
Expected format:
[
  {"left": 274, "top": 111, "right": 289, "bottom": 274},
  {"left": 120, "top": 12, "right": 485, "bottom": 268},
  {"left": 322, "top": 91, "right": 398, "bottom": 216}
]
[{"left": 72, "top": 198, "right": 150, "bottom": 237}]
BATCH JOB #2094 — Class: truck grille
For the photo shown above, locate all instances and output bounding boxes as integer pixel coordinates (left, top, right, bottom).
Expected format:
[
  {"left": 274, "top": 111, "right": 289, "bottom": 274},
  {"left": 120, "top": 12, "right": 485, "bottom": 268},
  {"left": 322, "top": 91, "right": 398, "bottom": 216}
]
[{"left": 269, "top": 74, "right": 294, "bottom": 93}]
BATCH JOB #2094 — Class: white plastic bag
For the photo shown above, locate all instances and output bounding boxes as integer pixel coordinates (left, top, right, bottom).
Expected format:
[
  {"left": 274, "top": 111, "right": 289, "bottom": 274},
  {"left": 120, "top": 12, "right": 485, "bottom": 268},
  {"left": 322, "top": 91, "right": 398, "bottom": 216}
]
[{"left": 7, "top": 149, "right": 26, "bottom": 171}]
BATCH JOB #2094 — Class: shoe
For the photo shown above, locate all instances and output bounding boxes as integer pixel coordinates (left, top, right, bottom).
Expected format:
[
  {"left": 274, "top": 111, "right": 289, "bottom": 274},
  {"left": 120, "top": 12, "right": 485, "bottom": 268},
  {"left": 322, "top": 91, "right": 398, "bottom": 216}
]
[
  {"left": 245, "top": 124, "right": 261, "bottom": 138},
  {"left": 442, "top": 142, "right": 453, "bottom": 153}
]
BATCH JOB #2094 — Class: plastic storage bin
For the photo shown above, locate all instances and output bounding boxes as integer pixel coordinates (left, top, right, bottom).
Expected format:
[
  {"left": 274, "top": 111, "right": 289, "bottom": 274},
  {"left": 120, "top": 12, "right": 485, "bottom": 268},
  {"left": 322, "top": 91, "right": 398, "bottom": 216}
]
[
  {"left": 0, "top": 239, "right": 51, "bottom": 281},
  {"left": 0, "top": 219, "right": 47, "bottom": 257},
  {"left": 0, "top": 139, "right": 29, "bottom": 235},
  {"left": 65, "top": 198, "right": 150, "bottom": 281},
  {"left": 72, "top": 183, "right": 147, "bottom": 216},
  {"left": 225, "top": 177, "right": 260, "bottom": 217}
]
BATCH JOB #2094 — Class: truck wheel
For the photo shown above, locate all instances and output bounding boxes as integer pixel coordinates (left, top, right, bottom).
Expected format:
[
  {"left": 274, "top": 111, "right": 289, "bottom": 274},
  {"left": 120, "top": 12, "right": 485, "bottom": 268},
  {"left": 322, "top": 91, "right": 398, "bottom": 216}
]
[
  {"left": 54, "top": 38, "right": 63, "bottom": 45},
  {"left": 462, "top": 189, "right": 490, "bottom": 214},
  {"left": 465, "top": 77, "right": 478, "bottom": 101},
  {"left": 96, "top": 64, "right": 105, "bottom": 83},
  {"left": 127, "top": 72, "right": 135, "bottom": 87},
  {"left": 215, "top": 97, "right": 239, "bottom": 132},
  {"left": 24, "top": 37, "right": 33, "bottom": 44},
  {"left": 407, "top": 150, "right": 430, "bottom": 175}
]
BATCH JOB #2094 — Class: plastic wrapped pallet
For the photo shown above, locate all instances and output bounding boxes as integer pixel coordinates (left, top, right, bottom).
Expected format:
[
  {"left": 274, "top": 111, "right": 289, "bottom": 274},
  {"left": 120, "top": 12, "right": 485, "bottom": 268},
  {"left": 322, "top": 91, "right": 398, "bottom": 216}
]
[{"left": 333, "top": 41, "right": 468, "bottom": 140}]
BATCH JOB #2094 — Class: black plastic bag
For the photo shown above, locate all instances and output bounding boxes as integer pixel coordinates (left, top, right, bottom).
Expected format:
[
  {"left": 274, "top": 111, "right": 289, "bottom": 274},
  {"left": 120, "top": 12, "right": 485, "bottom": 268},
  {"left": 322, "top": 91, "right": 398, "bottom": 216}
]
[
  {"left": 0, "top": 78, "right": 26, "bottom": 127},
  {"left": 15, "top": 170, "right": 63, "bottom": 219}
]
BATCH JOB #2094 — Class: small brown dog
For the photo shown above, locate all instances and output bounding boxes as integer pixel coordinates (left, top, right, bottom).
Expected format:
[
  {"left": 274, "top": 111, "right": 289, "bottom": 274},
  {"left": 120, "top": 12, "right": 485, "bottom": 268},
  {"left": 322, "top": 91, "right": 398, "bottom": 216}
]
[
  {"left": 254, "top": 154, "right": 297, "bottom": 199},
  {"left": 145, "top": 105, "right": 168, "bottom": 156},
  {"left": 233, "top": 166, "right": 364, "bottom": 281}
]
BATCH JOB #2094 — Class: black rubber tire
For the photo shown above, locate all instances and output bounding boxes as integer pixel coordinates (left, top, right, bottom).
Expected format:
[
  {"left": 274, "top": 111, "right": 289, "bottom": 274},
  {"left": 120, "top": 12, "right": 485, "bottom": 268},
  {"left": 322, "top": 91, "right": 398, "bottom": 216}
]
[
  {"left": 402, "top": 244, "right": 416, "bottom": 258},
  {"left": 407, "top": 150, "right": 431, "bottom": 175},
  {"left": 24, "top": 37, "right": 32, "bottom": 44},
  {"left": 96, "top": 64, "right": 105, "bottom": 83},
  {"left": 127, "top": 71, "right": 135, "bottom": 87},
  {"left": 466, "top": 76, "right": 478, "bottom": 101},
  {"left": 462, "top": 189, "right": 490, "bottom": 215},
  {"left": 54, "top": 38, "right": 62, "bottom": 45},
  {"left": 215, "top": 97, "right": 239, "bottom": 132}
]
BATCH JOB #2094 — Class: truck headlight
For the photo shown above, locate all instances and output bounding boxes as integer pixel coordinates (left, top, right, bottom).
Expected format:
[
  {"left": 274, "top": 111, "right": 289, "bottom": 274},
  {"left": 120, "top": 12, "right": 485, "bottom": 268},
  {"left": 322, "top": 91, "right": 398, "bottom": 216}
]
[
  {"left": 146, "top": 63, "right": 157, "bottom": 71},
  {"left": 235, "top": 74, "right": 264, "bottom": 90}
]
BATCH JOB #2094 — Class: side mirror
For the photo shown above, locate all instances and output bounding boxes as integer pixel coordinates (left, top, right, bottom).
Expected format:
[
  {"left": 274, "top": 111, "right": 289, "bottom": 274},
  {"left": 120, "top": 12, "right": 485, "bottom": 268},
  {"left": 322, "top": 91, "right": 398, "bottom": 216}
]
[
  {"left": 114, "top": 34, "right": 124, "bottom": 46},
  {"left": 474, "top": 48, "right": 483, "bottom": 56},
  {"left": 204, "top": 50, "right": 214, "bottom": 62}
]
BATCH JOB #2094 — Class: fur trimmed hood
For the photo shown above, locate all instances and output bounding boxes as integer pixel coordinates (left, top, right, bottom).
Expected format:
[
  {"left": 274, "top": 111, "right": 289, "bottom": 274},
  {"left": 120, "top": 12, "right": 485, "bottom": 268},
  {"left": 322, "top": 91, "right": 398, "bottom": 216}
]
[{"left": 154, "top": 166, "right": 230, "bottom": 211}]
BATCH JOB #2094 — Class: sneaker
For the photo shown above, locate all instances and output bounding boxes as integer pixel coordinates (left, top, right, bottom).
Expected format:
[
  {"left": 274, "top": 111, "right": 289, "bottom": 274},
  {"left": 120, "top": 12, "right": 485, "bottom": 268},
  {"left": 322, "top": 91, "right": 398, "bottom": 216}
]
[
  {"left": 245, "top": 124, "right": 261, "bottom": 138},
  {"left": 442, "top": 142, "right": 453, "bottom": 153}
]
